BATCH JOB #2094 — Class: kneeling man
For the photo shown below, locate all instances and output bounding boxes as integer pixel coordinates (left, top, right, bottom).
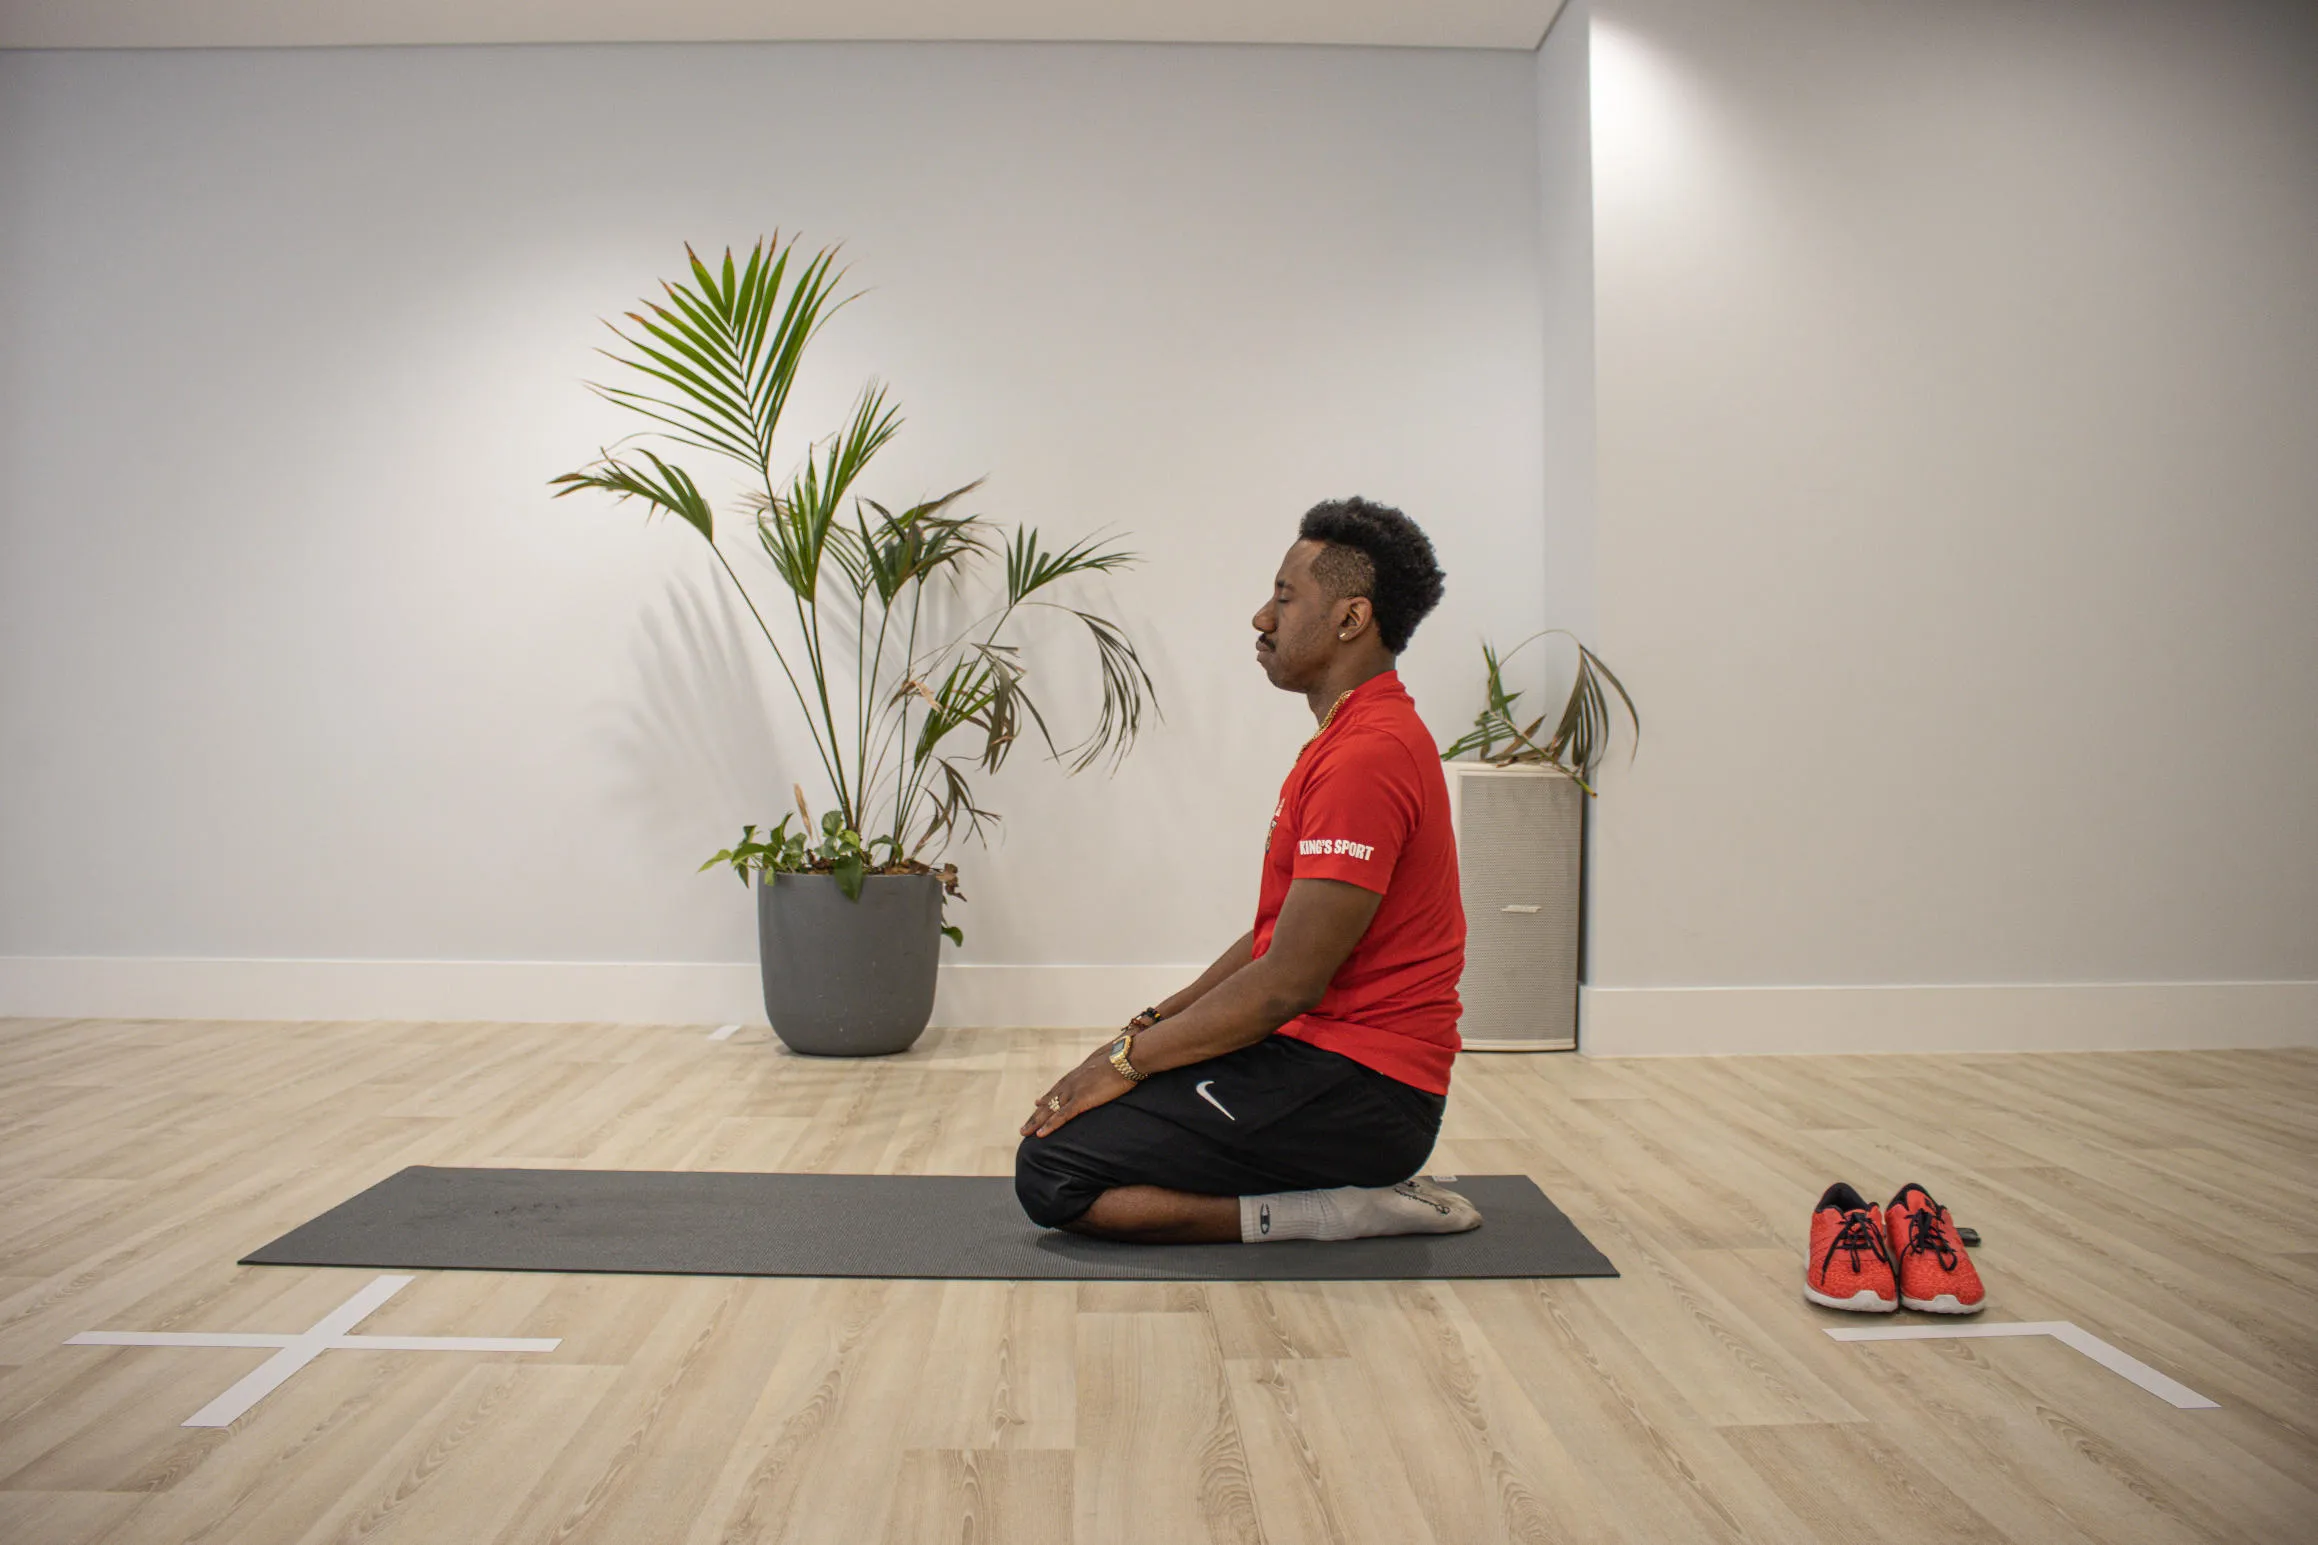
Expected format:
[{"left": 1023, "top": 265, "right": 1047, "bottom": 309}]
[{"left": 1015, "top": 497, "right": 1477, "bottom": 1244}]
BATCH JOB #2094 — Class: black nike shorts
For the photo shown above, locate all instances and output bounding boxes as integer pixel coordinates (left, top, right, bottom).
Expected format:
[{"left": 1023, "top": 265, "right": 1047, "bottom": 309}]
[{"left": 1013, "top": 1035, "right": 1447, "bottom": 1228}]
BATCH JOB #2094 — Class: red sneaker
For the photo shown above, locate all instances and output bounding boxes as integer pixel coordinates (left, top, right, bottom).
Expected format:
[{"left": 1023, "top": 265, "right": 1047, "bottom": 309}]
[
  {"left": 1885, "top": 1183, "right": 1986, "bottom": 1314},
  {"left": 1805, "top": 1183, "right": 1898, "bottom": 1312}
]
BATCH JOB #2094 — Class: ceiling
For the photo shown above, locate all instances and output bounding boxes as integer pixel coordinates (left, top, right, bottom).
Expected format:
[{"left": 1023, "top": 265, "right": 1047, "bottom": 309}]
[{"left": 0, "top": 0, "right": 1568, "bottom": 51}]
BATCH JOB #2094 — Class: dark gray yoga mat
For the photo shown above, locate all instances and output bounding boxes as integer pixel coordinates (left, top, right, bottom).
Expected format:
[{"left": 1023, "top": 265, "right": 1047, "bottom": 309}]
[{"left": 244, "top": 1166, "right": 1617, "bottom": 1282}]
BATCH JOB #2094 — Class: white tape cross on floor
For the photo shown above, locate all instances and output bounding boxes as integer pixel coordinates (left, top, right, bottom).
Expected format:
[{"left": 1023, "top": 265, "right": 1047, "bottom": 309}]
[
  {"left": 1827, "top": 1320, "right": 2218, "bottom": 1410},
  {"left": 67, "top": 1274, "right": 561, "bottom": 1427}
]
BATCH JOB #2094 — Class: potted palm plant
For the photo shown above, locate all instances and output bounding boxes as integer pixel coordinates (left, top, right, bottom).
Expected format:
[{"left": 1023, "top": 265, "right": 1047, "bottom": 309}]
[{"left": 552, "top": 238, "right": 1155, "bottom": 1056}]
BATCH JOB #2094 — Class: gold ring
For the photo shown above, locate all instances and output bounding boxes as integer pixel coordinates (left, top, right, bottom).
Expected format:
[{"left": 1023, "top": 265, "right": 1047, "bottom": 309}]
[{"left": 1047, "top": 1095, "right": 1062, "bottom": 1112}]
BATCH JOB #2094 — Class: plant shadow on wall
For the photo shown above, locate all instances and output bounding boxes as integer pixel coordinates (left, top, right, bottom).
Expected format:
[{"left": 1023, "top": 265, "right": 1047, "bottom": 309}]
[
  {"left": 552, "top": 237, "right": 1158, "bottom": 1055},
  {"left": 608, "top": 577, "right": 784, "bottom": 920}
]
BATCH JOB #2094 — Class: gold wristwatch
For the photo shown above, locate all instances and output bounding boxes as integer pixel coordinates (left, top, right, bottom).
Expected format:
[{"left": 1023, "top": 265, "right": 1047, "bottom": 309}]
[{"left": 1108, "top": 1031, "right": 1147, "bottom": 1082}]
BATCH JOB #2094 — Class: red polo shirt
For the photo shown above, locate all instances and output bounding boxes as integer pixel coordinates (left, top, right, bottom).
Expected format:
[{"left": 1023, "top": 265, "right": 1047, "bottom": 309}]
[{"left": 1254, "top": 671, "right": 1466, "bottom": 1093}]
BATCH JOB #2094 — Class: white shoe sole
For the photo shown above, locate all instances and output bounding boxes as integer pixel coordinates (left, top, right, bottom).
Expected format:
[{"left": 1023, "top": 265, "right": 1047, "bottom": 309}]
[
  {"left": 1901, "top": 1293, "right": 1985, "bottom": 1315},
  {"left": 1805, "top": 1284, "right": 1897, "bottom": 1313}
]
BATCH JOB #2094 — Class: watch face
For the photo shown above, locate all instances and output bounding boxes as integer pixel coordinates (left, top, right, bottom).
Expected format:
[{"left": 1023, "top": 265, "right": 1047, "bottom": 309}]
[{"left": 1111, "top": 1038, "right": 1131, "bottom": 1059}]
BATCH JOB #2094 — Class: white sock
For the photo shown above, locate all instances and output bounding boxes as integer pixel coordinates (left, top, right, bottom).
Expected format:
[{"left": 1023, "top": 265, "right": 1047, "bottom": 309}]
[{"left": 1239, "top": 1178, "right": 1482, "bottom": 1243}]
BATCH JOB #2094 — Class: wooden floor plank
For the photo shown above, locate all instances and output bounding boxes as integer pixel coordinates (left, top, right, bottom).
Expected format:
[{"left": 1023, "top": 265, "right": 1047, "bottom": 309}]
[
  {"left": 1225, "top": 1355, "right": 1440, "bottom": 1545},
  {"left": 1074, "top": 1311, "right": 1262, "bottom": 1545},
  {"left": 879, "top": 1446, "right": 1073, "bottom": 1545}
]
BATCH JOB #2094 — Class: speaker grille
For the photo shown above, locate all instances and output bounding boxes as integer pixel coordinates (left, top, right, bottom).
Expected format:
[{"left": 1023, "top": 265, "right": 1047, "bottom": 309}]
[{"left": 1454, "top": 770, "right": 1582, "bottom": 1047}]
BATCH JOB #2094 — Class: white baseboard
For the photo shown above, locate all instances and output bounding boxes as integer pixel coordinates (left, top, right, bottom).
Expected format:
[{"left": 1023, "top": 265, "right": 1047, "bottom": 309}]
[
  {"left": 0, "top": 956, "right": 1199, "bottom": 1030},
  {"left": 932, "top": 964, "right": 1195, "bottom": 1030},
  {"left": 1578, "top": 980, "right": 2318, "bottom": 1056}
]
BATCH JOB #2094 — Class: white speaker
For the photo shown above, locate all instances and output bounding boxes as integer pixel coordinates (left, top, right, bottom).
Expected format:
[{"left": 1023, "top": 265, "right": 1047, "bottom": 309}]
[{"left": 1445, "top": 762, "right": 1584, "bottom": 1051}]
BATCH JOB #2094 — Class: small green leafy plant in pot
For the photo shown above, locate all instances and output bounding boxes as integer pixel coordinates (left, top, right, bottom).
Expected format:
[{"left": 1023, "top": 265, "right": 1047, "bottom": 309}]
[
  {"left": 1440, "top": 630, "right": 1639, "bottom": 790},
  {"left": 553, "top": 237, "right": 1156, "bottom": 1055}
]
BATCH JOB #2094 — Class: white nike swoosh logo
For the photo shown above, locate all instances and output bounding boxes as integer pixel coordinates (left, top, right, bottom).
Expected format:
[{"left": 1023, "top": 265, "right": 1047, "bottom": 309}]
[{"left": 1195, "top": 1080, "right": 1235, "bottom": 1121}]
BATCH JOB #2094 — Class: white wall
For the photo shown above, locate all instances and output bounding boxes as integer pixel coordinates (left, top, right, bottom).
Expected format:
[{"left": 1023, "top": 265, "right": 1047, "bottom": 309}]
[
  {"left": 12, "top": 13, "right": 2313, "bottom": 1052},
  {"left": 1577, "top": 0, "right": 2318, "bottom": 1051},
  {"left": 0, "top": 42, "right": 1551, "bottom": 1023}
]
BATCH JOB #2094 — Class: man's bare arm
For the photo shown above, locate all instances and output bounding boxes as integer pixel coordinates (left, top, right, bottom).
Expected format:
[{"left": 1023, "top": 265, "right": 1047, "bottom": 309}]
[
  {"left": 1023, "top": 880, "right": 1381, "bottom": 1137},
  {"left": 1128, "top": 880, "right": 1379, "bottom": 1073},
  {"left": 1147, "top": 930, "right": 1255, "bottom": 1022}
]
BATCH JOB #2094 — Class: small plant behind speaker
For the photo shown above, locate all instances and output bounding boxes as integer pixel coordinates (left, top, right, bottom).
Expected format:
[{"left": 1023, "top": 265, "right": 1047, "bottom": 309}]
[{"left": 1441, "top": 630, "right": 1639, "bottom": 1052}]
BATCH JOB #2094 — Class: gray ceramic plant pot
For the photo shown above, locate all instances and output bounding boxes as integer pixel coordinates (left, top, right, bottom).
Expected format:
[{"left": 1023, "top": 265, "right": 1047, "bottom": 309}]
[{"left": 756, "top": 870, "right": 942, "bottom": 1056}]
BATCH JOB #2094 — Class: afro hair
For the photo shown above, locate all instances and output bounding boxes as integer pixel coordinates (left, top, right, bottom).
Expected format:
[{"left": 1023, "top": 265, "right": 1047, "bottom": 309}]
[{"left": 1297, "top": 496, "right": 1446, "bottom": 654}]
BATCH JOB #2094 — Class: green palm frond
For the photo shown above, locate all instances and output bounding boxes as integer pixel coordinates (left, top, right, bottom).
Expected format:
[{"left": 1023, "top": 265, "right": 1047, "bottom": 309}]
[
  {"left": 1442, "top": 630, "right": 1639, "bottom": 794},
  {"left": 859, "top": 482, "right": 991, "bottom": 603},
  {"left": 1544, "top": 639, "right": 1638, "bottom": 784},
  {"left": 907, "top": 646, "right": 1050, "bottom": 775},
  {"left": 1048, "top": 607, "right": 1157, "bottom": 773},
  {"left": 915, "top": 757, "right": 1001, "bottom": 854},
  {"left": 592, "top": 239, "right": 848, "bottom": 476},
  {"left": 548, "top": 447, "right": 715, "bottom": 543},
  {"left": 1004, "top": 527, "right": 1138, "bottom": 607},
  {"left": 794, "top": 386, "right": 903, "bottom": 523},
  {"left": 910, "top": 658, "right": 1002, "bottom": 767},
  {"left": 973, "top": 641, "right": 1069, "bottom": 775},
  {"left": 825, "top": 517, "right": 874, "bottom": 599},
  {"left": 752, "top": 386, "right": 903, "bottom": 603}
]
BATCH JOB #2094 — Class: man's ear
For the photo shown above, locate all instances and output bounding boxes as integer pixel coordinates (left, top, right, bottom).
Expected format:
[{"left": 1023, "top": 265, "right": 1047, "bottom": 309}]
[{"left": 1337, "top": 597, "right": 1374, "bottom": 639}]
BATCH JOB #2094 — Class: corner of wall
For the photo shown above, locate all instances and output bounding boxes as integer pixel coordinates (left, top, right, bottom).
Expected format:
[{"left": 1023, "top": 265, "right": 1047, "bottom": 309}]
[{"left": 1533, "top": 0, "right": 1601, "bottom": 987}]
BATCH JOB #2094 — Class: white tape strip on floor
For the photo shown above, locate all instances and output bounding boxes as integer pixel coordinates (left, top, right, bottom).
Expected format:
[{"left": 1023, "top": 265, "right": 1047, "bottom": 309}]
[
  {"left": 178, "top": 1272, "right": 413, "bottom": 1427},
  {"left": 1826, "top": 1319, "right": 2219, "bottom": 1409},
  {"left": 707, "top": 1023, "right": 742, "bottom": 1041},
  {"left": 66, "top": 1273, "right": 562, "bottom": 1428}
]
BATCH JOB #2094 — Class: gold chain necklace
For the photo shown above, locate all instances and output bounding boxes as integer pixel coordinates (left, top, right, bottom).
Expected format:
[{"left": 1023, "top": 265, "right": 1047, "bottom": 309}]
[
  {"left": 1301, "top": 689, "right": 1355, "bottom": 754},
  {"left": 1269, "top": 688, "right": 1357, "bottom": 857}
]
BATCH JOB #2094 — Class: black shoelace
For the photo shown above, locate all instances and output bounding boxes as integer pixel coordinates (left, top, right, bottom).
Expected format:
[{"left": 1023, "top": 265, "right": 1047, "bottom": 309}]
[
  {"left": 1822, "top": 1210, "right": 1890, "bottom": 1277},
  {"left": 1904, "top": 1206, "right": 1959, "bottom": 1270},
  {"left": 1397, "top": 1181, "right": 1451, "bottom": 1215}
]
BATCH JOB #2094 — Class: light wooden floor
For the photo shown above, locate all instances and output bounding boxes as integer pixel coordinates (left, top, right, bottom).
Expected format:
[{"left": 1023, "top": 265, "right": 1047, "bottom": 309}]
[{"left": 0, "top": 1017, "right": 2312, "bottom": 1544}]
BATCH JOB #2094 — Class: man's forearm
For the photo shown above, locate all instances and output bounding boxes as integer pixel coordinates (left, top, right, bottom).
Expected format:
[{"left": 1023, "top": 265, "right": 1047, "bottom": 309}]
[
  {"left": 1127, "top": 954, "right": 1313, "bottom": 1075},
  {"left": 1152, "top": 931, "right": 1255, "bottom": 1021}
]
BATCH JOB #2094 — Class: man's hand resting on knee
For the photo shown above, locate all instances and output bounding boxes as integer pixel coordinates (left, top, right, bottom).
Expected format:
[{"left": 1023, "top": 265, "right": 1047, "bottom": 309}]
[
  {"left": 1019, "top": 878, "right": 1383, "bottom": 1140},
  {"left": 1018, "top": 1045, "right": 1138, "bottom": 1139}
]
